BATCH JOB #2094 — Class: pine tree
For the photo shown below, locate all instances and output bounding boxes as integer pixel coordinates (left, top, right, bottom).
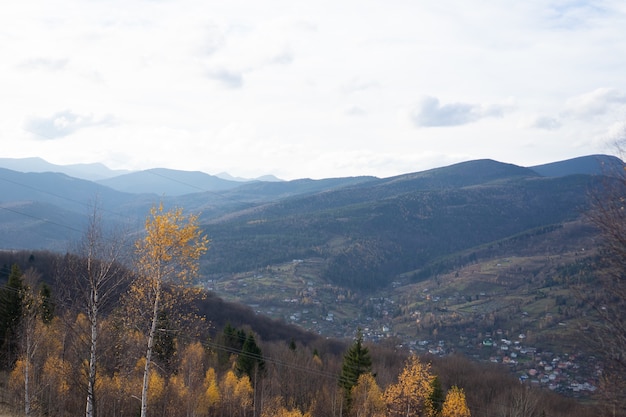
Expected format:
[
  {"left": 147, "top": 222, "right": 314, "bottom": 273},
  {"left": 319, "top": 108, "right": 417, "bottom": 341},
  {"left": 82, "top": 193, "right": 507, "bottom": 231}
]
[
  {"left": 339, "top": 330, "right": 372, "bottom": 412},
  {"left": 430, "top": 376, "right": 445, "bottom": 416},
  {"left": 236, "top": 333, "right": 265, "bottom": 382}
]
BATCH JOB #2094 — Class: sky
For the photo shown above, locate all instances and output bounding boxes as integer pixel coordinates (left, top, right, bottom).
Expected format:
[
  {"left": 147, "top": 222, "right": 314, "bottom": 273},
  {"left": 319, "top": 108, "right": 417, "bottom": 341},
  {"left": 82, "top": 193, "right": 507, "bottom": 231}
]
[{"left": 2, "top": 1, "right": 626, "bottom": 180}]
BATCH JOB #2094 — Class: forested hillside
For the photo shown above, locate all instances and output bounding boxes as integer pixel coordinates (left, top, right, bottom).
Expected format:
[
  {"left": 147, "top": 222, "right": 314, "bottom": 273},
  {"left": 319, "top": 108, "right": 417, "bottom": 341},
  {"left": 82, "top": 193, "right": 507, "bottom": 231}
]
[{"left": 0, "top": 250, "right": 599, "bottom": 417}]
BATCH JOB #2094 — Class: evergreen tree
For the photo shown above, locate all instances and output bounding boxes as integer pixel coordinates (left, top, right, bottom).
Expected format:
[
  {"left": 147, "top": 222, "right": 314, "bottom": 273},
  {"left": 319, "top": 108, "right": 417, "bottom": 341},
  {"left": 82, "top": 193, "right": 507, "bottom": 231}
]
[
  {"left": 39, "top": 283, "right": 54, "bottom": 324},
  {"left": 0, "top": 264, "right": 24, "bottom": 368},
  {"left": 235, "top": 333, "right": 265, "bottom": 383},
  {"left": 218, "top": 323, "right": 246, "bottom": 368},
  {"left": 339, "top": 330, "right": 372, "bottom": 412},
  {"left": 430, "top": 375, "right": 445, "bottom": 415}
]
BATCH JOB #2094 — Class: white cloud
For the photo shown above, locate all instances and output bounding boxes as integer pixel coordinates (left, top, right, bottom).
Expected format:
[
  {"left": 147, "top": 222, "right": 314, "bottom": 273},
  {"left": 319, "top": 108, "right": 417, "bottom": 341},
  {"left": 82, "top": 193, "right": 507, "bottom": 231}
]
[
  {"left": 563, "top": 88, "right": 626, "bottom": 119},
  {"left": 410, "top": 97, "right": 507, "bottom": 128},
  {"left": 529, "top": 116, "right": 562, "bottom": 130},
  {"left": 17, "top": 57, "right": 69, "bottom": 72},
  {"left": 206, "top": 68, "right": 244, "bottom": 89},
  {"left": 23, "top": 110, "right": 115, "bottom": 140}
]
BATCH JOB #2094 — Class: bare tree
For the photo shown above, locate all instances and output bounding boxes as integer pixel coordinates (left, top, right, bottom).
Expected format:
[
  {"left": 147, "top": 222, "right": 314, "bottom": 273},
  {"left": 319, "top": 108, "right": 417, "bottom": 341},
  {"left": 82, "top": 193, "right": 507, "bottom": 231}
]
[
  {"left": 500, "top": 386, "right": 540, "bottom": 417},
  {"left": 19, "top": 268, "right": 43, "bottom": 417},
  {"left": 59, "top": 204, "right": 130, "bottom": 417},
  {"left": 584, "top": 148, "right": 626, "bottom": 413}
]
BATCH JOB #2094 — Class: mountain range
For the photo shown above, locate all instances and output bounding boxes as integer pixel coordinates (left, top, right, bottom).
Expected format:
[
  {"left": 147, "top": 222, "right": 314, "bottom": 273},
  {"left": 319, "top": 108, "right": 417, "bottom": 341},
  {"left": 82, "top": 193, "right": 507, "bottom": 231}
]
[
  {"left": 1, "top": 153, "right": 623, "bottom": 371},
  {"left": 0, "top": 154, "right": 620, "bottom": 254}
]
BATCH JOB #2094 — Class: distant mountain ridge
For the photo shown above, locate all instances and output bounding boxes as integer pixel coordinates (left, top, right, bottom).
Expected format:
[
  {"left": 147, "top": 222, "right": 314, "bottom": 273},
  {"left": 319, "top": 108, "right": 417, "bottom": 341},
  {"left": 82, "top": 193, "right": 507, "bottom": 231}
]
[
  {"left": 0, "top": 157, "right": 132, "bottom": 181},
  {"left": 0, "top": 157, "right": 282, "bottom": 187},
  {"left": 0, "top": 154, "right": 622, "bottom": 252},
  {"left": 530, "top": 154, "right": 623, "bottom": 177}
]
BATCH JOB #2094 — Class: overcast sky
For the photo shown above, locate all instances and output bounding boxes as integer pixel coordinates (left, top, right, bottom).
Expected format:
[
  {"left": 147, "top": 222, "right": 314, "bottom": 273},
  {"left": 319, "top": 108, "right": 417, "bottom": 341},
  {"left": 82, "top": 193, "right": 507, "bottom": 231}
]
[{"left": 2, "top": 1, "right": 626, "bottom": 180}]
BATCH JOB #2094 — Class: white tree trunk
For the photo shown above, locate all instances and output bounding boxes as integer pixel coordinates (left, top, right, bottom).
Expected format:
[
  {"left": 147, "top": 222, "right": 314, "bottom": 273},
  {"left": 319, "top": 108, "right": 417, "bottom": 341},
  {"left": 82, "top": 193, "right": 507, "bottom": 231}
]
[
  {"left": 140, "top": 284, "right": 161, "bottom": 417},
  {"left": 24, "top": 353, "right": 30, "bottom": 416},
  {"left": 86, "top": 285, "right": 98, "bottom": 417}
]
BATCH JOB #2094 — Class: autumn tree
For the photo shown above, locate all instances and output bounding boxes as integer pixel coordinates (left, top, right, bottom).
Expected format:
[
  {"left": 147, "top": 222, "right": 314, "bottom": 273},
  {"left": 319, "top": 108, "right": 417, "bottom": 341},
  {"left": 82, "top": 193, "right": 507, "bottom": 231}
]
[
  {"left": 339, "top": 330, "right": 372, "bottom": 413},
  {"left": 384, "top": 354, "right": 435, "bottom": 417},
  {"left": 128, "top": 203, "right": 208, "bottom": 417},
  {"left": 59, "top": 205, "right": 130, "bottom": 417},
  {"left": 441, "top": 386, "right": 470, "bottom": 417},
  {"left": 198, "top": 367, "right": 221, "bottom": 416},
  {"left": 16, "top": 268, "right": 51, "bottom": 416},
  {"left": 222, "top": 369, "right": 253, "bottom": 417},
  {"left": 349, "top": 373, "right": 385, "bottom": 417}
]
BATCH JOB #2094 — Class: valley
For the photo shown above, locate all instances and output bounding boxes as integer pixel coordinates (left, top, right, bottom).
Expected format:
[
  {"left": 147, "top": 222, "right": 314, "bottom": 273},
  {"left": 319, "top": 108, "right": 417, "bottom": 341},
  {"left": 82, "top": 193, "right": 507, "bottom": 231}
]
[{"left": 204, "top": 220, "right": 603, "bottom": 398}]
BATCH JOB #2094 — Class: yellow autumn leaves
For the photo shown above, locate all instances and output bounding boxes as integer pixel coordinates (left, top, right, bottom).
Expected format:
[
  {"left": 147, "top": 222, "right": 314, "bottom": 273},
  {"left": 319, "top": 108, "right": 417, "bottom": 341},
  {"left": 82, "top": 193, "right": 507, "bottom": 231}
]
[{"left": 348, "top": 355, "right": 470, "bottom": 417}]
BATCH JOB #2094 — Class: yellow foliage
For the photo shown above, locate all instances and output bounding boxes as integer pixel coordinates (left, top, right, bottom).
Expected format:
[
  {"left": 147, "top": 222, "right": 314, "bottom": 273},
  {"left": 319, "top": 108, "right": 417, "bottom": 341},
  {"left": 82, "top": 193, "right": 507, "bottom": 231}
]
[
  {"left": 235, "top": 374, "right": 254, "bottom": 410},
  {"left": 350, "top": 373, "right": 386, "bottom": 417},
  {"left": 261, "top": 396, "right": 310, "bottom": 417},
  {"left": 179, "top": 341, "right": 206, "bottom": 390},
  {"left": 9, "top": 358, "right": 26, "bottom": 390},
  {"left": 441, "top": 386, "right": 471, "bottom": 417},
  {"left": 201, "top": 368, "right": 221, "bottom": 409},
  {"left": 42, "top": 356, "right": 71, "bottom": 397},
  {"left": 384, "top": 355, "right": 435, "bottom": 417},
  {"left": 135, "top": 203, "right": 209, "bottom": 286},
  {"left": 148, "top": 369, "right": 165, "bottom": 405}
]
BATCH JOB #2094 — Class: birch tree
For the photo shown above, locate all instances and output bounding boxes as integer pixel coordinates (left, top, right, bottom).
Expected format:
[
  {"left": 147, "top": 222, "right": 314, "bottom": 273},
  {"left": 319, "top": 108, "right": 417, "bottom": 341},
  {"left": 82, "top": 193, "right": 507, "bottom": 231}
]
[
  {"left": 60, "top": 205, "right": 130, "bottom": 417},
  {"left": 129, "top": 203, "right": 208, "bottom": 417}
]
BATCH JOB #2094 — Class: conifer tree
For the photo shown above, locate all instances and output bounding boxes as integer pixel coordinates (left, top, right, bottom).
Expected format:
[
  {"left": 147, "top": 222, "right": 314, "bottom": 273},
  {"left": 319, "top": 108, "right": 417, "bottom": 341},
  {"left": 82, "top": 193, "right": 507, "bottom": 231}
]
[
  {"left": 236, "top": 333, "right": 265, "bottom": 382},
  {"left": 430, "top": 376, "right": 445, "bottom": 416},
  {"left": 339, "top": 330, "right": 372, "bottom": 412}
]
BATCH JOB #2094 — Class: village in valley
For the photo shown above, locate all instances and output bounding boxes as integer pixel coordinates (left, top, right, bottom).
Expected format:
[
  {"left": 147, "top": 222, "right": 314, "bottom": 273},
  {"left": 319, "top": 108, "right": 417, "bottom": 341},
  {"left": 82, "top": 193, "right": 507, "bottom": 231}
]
[{"left": 204, "top": 255, "right": 602, "bottom": 399}]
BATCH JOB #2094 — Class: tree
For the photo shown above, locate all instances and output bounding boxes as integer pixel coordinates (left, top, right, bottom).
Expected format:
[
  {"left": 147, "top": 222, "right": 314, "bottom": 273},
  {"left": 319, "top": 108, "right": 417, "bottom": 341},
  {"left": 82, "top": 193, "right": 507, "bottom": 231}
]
[
  {"left": 0, "top": 264, "right": 24, "bottom": 369},
  {"left": 130, "top": 203, "right": 208, "bottom": 417},
  {"left": 17, "top": 268, "right": 50, "bottom": 416},
  {"left": 430, "top": 376, "right": 445, "bottom": 416},
  {"left": 59, "top": 205, "right": 130, "bottom": 417},
  {"left": 499, "top": 386, "right": 539, "bottom": 417},
  {"left": 218, "top": 323, "right": 246, "bottom": 369},
  {"left": 236, "top": 332, "right": 265, "bottom": 382},
  {"left": 198, "top": 367, "right": 221, "bottom": 416},
  {"left": 339, "top": 330, "right": 372, "bottom": 413},
  {"left": 584, "top": 154, "right": 626, "bottom": 412},
  {"left": 349, "top": 373, "right": 385, "bottom": 417},
  {"left": 384, "top": 354, "right": 435, "bottom": 417},
  {"left": 441, "top": 386, "right": 470, "bottom": 417}
]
